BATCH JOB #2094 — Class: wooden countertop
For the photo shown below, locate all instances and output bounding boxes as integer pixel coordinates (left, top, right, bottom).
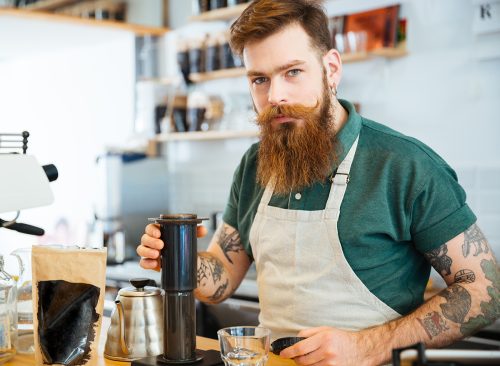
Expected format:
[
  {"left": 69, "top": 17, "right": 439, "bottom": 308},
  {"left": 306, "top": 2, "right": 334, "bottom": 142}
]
[{"left": 6, "top": 317, "right": 295, "bottom": 366}]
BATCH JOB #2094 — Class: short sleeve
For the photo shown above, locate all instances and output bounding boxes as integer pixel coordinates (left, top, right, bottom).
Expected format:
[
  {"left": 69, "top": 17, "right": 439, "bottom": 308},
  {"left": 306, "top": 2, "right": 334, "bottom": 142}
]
[
  {"left": 222, "top": 162, "right": 242, "bottom": 231},
  {"left": 410, "top": 164, "right": 476, "bottom": 253}
]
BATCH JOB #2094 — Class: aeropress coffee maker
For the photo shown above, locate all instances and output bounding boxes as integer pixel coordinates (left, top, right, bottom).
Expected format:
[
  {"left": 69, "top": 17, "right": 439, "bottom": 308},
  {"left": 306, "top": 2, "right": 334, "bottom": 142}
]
[{"left": 132, "top": 214, "right": 223, "bottom": 366}]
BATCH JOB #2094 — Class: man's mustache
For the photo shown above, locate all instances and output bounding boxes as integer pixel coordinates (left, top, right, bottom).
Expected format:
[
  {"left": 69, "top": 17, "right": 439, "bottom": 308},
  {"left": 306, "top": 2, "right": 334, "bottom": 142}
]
[{"left": 257, "top": 101, "right": 320, "bottom": 125}]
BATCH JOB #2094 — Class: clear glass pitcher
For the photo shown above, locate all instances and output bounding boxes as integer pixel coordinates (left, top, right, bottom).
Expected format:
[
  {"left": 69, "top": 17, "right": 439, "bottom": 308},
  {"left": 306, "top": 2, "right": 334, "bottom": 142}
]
[
  {"left": 0, "top": 254, "right": 17, "bottom": 364},
  {"left": 10, "top": 247, "right": 34, "bottom": 354}
]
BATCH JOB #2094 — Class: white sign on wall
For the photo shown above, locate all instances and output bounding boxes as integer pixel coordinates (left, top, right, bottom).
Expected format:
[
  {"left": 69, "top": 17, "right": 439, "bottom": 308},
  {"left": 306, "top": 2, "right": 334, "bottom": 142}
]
[{"left": 473, "top": 0, "right": 500, "bottom": 34}]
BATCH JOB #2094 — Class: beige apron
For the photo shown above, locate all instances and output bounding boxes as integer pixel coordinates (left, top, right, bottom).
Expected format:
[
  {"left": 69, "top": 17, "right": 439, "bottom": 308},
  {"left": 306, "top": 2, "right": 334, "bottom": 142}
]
[{"left": 249, "top": 137, "right": 401, "bottom": 341}]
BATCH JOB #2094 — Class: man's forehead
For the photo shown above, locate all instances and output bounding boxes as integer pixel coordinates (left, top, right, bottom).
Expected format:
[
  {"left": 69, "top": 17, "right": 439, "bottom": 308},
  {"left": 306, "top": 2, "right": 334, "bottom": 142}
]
[{"left": 242, "top": 23, "right": 320, "bottom": 72}]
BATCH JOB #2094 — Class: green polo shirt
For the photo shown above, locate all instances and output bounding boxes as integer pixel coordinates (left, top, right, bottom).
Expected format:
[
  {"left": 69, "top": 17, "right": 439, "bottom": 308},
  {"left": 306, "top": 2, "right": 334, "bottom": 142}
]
[{"left": 223, "top": 99, "right": 476, "bottom": 315}]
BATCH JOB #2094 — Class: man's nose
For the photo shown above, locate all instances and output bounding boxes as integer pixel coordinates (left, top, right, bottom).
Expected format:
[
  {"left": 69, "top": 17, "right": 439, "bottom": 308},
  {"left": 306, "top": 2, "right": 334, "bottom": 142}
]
[{"left": 267, "top": 79, "right": 288, "bottom": 106}]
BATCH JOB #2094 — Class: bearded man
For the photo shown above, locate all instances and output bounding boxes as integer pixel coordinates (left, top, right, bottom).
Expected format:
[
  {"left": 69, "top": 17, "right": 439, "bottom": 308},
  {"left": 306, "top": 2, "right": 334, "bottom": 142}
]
[{"left": 137, "top": 1, "right": 499, "bottom": 365}]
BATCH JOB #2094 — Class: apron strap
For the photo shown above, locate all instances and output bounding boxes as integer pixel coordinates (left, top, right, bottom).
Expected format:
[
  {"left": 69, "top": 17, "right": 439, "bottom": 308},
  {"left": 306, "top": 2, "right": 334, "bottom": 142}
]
[
  {"left": 324, "top": 136, "right": 359, "bottom": 214},
  {"left": 261, "top": 178, "right": 275, "bottom": 206}
]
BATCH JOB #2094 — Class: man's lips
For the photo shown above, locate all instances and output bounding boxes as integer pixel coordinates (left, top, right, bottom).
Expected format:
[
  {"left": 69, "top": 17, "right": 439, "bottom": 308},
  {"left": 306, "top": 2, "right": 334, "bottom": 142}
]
[{"left": 273, "top": 115, "right": 294, "bottom": 124}]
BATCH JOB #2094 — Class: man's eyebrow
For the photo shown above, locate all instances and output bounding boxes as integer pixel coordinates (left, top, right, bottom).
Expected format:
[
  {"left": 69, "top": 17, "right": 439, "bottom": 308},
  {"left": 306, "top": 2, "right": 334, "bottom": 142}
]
[{"left": 246, "top": 60, "right": 306, "bottom": 78}]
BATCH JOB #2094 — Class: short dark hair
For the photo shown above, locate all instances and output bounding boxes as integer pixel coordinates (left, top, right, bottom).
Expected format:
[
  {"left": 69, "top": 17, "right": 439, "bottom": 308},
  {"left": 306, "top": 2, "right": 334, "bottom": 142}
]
[{"left": 229, "top": 0, "right": 332, "bottom": 57}]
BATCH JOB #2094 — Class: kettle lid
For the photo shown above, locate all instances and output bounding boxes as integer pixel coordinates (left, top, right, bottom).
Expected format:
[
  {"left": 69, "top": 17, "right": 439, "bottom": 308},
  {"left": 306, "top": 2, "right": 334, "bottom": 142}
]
[{"left": 118, "top": 278, "right": 163, "bottom": 297}]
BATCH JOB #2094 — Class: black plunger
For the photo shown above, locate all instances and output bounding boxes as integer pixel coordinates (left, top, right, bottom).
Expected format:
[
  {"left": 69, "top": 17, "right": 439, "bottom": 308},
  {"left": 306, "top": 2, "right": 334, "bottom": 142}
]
[{"left": 151, "top": 214, "right": 207, "bottom": 364}]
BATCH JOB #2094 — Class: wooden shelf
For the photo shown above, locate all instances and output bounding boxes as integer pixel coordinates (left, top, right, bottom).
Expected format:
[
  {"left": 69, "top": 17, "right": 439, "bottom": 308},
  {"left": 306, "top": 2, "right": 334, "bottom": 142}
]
[
  {"left": 137, "top": 77, "right": 179, "bottom": 85},
  {"left": 342, "top": 51, "right": 370, "bottom": 63},
  {"left": 189, "top": 67, "right": 246, "bottom": 83},
  {"left": 189, "top": 3, "right": 249, "bottom": 21},
  {"left": 371, "top": 43, "right": 408, "bottom": 58},
  {"left": 0, "top": 8, "right": 168, "bottom": 36},
  {"left": 342, "top": 43, "right": 407, "bottom": 63},
  {"left": 24, "top": 0, "right": 84, "bottom": 11},
  {"left": 155, "top": 130, "right": 259, "bottom": 142}
]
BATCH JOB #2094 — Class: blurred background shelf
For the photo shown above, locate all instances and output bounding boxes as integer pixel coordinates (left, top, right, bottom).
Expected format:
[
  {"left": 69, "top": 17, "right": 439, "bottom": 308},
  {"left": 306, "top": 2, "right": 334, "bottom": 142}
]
[
  {"left": 189, "top": 2, "right": 250, "bottom": 22},
  {"left": 154, "top": 130, "right": 258, "bottom": 142},
  {"left": 24, "top": 0, "right": 83, "bottom": 11},
  {"left": 189, "top": 67, "right": 246, "bottom": 83},
  {"left": 371, "top": 42, "right": 407, "bottom": 58},
  {"left": 0, "top": 8, "right": 168, "bottom": 36},
  {"left": 341, "top": 42, "right": 407, "bottom": 62}
]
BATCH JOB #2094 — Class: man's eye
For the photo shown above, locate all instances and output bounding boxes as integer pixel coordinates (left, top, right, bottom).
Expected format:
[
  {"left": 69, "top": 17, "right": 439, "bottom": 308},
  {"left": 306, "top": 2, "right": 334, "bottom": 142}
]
[
  {"left": 253, "top": 77, "right": 267, "bottom": 85},
  {"left": 287, "top": 69, "right": 302, "bottom": 77}
]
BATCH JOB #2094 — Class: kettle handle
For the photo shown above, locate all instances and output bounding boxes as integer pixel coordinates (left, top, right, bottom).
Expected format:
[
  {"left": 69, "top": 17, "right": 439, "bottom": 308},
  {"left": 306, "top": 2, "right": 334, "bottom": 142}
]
[{"left": 115, "top": 300, "right": 130, "bottom": 355}]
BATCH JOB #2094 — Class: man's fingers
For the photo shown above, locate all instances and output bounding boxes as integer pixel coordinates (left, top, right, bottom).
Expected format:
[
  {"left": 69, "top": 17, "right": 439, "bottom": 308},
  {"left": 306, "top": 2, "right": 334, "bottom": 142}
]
[
  {"left": 137, "top": 244, "right": 161, "bottom": 259},
  {"left": 145, "top": 223, "right": 161, "bottom": 238},
  {"left": 197, "top": 225, "right": 208, "bottom": 238},
  {"left": 148, "top": 222, "right": 206, "bottom": 238},
  {"left": 140, "top": 232, "right": 164, "bottom": 250},
  {"left": 280, "top": 338, "right": 318, "bottom": 359},
  {"left": 291, "top": 350, "right": 324, "bottom": 366},
  {"left": 297, "top": 326, "right": 329, "bottom": 338},
  {"left": 139, "top": 258, "right": 161, "bottom": 271}
]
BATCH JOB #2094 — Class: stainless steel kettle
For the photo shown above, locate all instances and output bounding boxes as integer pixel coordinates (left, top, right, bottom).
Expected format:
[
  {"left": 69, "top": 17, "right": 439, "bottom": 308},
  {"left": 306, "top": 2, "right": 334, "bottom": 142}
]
[{"left": 104, "top": 278, "right": 164, "bottom": 361}]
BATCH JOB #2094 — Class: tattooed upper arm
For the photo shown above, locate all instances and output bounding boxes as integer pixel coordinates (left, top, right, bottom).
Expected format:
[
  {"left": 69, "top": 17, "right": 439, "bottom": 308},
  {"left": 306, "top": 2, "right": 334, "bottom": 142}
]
[
  {"left": 420, "top": 223, "right": 500, "bottom": 337},
  {"left": 214, "top": 222, "right": 249, "bottom": 265},
  {"left": 214, "top": 222, "right": 247, "bottom": 264},
  {"left": 423, "top": 224, "right": 494, "bottom": 283}
]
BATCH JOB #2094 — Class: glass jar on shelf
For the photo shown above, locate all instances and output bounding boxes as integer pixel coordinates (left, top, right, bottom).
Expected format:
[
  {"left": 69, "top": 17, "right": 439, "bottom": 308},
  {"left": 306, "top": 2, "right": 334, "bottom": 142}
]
[{"left": 10, "top": 247, "right": 34, "bottom": 354}]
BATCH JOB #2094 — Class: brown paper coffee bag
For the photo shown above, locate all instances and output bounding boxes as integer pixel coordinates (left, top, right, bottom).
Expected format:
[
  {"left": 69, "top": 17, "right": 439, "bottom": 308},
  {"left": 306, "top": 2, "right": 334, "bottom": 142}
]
[{"left": 32, "top": 246, "right": 107, "bottom": 366}]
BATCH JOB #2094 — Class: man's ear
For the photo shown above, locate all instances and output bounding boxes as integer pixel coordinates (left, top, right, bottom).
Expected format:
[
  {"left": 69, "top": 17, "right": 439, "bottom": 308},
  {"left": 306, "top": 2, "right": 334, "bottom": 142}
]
[{"left": 322, "top": 49, "right": 342, "bottom": 89}]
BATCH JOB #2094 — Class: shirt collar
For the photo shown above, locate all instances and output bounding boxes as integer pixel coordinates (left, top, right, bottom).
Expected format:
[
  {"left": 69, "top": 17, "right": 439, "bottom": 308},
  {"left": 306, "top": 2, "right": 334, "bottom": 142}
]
[{"left": 333, "top": 99, "right": 362, "bottom": 171}]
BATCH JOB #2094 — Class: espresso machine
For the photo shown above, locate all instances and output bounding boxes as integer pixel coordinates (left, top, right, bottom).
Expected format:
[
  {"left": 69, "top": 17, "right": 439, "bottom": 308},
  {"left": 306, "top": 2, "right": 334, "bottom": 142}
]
[{"left": 132, "top": 214, "right": 222, "bottom": 366}]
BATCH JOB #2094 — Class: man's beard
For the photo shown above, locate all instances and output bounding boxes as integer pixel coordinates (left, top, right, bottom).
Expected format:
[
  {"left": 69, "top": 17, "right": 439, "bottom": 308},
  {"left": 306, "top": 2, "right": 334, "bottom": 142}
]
[{"left": 256, "top": 76, "right": 338, "bottom": 195}]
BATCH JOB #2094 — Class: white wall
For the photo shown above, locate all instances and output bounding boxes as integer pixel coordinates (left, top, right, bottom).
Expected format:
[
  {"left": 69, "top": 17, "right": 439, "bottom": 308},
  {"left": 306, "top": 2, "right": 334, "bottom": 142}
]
[{"left": 0, "top": 37, "right": 135, "bottom": 256}]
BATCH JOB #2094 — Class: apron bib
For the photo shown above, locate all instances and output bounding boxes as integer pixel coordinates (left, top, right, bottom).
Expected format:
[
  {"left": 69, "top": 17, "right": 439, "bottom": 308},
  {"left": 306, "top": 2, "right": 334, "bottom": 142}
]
[{"left": 249, "top": 137, "right": 401, "bottom": 341}]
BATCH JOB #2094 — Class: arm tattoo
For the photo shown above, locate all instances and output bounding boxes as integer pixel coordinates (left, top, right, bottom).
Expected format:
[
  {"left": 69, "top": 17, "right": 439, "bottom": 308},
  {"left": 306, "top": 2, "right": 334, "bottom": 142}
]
[
  {"left": 460, "top": 258, "right": 500, "bottom": 336},
  {"left": 424, "top": 244, "right": 452, "bottom": 276},
  {"left": 209, "top": 280, "right": 229, "bottom": 302},
  {"left": 197, "top": 257, "right": 211, "bottom": 284},
  {"left": 218, "top": 226, "right": 244, "bottom": 264},
  {"left": 438, "top": 284, "right": 472, "bottom": 324},
  {"left": 197, "top": 255, "right": 224, "bottom": 285},
  {"left": 463, "top": 224, "right": 489, "bottom": 257},
  {"left": 454, "top": 269, "right": 475, "bottom": 284},
  {"left": 417, "top": 312, "right": 449, "bottom": 339}
]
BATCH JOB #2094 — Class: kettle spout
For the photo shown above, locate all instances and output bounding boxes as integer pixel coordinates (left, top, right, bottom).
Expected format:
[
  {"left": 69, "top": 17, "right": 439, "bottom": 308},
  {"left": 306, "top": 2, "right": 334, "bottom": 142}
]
[{"left": 115, "top": 300, "right": 129, "bottom": 355}]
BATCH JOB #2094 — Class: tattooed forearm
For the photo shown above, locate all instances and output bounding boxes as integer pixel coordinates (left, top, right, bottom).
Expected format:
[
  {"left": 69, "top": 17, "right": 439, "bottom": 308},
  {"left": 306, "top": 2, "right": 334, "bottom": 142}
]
[
  {"left": 209, "top": 280, "right": 229, "bottom": 302},
  {"left": 463, "top": 224, "right": 489, "bottom": 257},
  {"left": 418, "top": 284, "right": 472, "bottom": 339},
  {"left": 460, "top": 258, "right": 500, "bottom": 336},
  {"left": 438, "top": 284, "right": 472, "bottom": 324},
  {"left": 425, "top": 244, "right": 452, "bottom": 276},
  {"left": 217, "top": 225, "right": 244, "bottom": 264},
  {"left": 417, "top": 311, "right": 449, "bottom": 339}
]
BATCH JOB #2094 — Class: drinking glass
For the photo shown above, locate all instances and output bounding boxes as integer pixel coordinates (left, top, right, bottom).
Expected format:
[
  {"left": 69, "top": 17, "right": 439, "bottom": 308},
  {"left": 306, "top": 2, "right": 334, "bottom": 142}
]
[{"left": 217, "top": 326, "right": 271, "bottom": 366}]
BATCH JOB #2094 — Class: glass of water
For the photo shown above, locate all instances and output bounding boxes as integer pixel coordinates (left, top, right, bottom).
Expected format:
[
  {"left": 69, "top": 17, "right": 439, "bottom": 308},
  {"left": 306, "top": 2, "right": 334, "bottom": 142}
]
[{"left": 217, "top": 326, "right": 271, "bottom": 366}]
